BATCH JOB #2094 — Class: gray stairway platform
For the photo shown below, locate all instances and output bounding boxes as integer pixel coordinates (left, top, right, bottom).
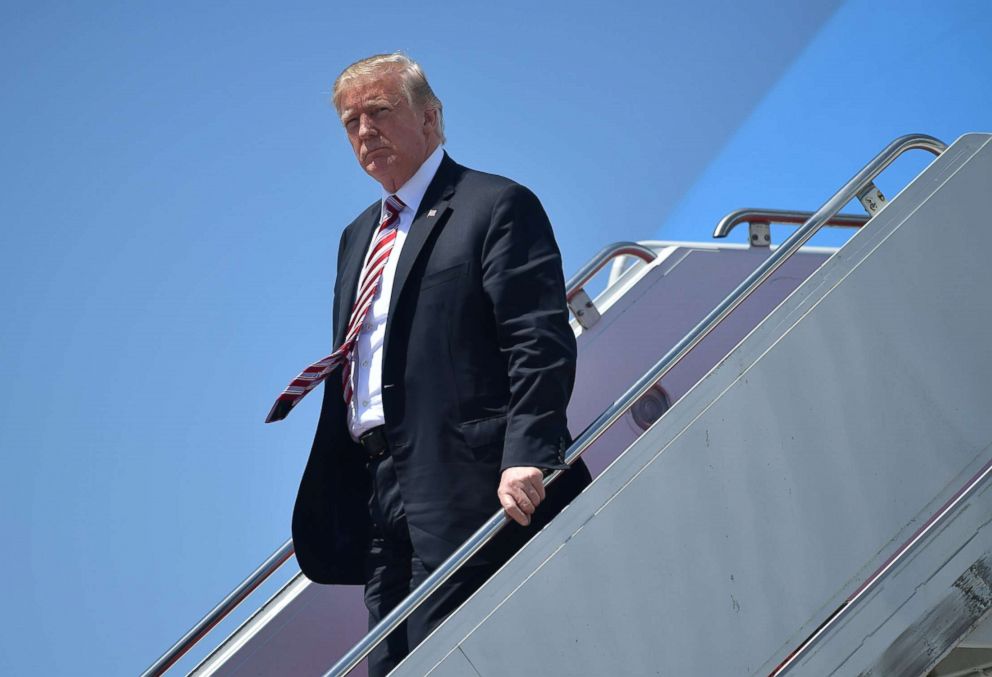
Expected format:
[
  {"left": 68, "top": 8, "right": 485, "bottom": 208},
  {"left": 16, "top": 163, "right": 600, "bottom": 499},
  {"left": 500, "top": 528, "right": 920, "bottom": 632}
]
[{"left": 395, "top": 133, "right": 992, "bottom": 676}]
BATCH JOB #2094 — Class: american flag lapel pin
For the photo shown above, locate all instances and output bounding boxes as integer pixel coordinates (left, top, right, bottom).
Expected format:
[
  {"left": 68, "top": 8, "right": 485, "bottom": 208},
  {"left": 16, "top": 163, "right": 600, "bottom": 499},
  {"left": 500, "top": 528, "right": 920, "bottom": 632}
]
[{"left": 428, "top": 209, "right": 437, "bottom": 217}]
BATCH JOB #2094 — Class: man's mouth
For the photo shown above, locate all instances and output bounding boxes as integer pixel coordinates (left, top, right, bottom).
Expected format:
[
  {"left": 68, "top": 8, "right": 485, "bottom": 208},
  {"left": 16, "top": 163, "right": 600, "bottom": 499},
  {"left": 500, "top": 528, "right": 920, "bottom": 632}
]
[{"left": 364, "top": 147, "right": 390, "bottom": 161}]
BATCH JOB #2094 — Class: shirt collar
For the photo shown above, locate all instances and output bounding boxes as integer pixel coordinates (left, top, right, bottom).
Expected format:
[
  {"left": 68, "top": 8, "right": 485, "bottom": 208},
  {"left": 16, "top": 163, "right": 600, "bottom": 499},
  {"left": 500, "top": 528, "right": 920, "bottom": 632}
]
[{"left": 383, "top": 144, "right": 445, "bottom": 216}]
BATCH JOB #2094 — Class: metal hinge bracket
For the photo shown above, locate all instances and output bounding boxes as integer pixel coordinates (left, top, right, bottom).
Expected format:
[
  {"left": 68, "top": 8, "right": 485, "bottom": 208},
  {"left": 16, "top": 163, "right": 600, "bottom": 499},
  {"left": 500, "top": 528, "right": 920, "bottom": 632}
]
[
  {"left": 568, "top": 288, "right": 601, "bottom": 330},
  {"left": 749, "top": 221, "right": 772, "bottom": 248},
  {"left": 857, "top": 181, "right": 888, "bottom": 215}
]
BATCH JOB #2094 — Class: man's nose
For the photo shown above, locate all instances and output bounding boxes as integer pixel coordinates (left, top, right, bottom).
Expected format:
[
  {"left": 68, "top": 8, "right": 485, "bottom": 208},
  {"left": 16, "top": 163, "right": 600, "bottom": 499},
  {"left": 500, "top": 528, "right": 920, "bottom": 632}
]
[{"left": 358, "top": 113, "right": 377, "bottom": 138}]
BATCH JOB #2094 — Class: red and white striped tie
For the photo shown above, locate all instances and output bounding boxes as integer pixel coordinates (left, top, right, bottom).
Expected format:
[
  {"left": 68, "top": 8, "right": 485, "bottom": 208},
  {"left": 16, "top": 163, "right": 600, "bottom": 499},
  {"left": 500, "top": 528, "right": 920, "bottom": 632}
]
[{"left": 266, "top": 195, "right": 405, "bottom": 423}]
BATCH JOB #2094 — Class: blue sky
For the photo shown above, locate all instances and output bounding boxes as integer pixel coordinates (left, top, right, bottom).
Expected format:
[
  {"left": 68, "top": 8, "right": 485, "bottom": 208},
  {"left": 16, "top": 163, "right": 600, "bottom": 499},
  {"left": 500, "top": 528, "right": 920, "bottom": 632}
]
[{"left": 1, "top": 1, "right": 988, "bottom": 675}]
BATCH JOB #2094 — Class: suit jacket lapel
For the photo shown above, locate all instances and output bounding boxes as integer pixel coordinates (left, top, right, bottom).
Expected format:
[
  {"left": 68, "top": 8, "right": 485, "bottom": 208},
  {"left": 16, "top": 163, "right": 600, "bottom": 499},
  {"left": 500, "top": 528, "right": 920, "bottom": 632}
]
[
  {"left": 383, "top": 153, "right": 458, "bottom": 363},
  {"left": 335, "top": 205, "right": 380, "bottom": 347}
]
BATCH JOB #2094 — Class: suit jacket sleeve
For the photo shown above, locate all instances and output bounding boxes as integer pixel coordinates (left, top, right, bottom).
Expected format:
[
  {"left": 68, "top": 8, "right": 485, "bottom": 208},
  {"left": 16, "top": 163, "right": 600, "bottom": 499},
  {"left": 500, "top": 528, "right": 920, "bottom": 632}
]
[{"left": 481, "top": 183, "right": 576, "bottom": 471}]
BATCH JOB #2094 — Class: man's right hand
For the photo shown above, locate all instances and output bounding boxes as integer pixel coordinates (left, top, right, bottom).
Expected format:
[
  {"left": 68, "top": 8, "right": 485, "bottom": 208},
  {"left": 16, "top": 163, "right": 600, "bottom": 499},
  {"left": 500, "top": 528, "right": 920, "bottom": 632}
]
[{"left": 498, "top": 466, "right": 546, "bottom": 526}]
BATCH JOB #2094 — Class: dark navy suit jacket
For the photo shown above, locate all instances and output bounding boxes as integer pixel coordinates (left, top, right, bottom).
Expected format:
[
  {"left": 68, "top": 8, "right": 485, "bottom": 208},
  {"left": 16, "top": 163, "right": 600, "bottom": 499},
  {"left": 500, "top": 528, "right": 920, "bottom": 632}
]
[{"left": 292, "top": 154, "right": 591, "bottom": 584}]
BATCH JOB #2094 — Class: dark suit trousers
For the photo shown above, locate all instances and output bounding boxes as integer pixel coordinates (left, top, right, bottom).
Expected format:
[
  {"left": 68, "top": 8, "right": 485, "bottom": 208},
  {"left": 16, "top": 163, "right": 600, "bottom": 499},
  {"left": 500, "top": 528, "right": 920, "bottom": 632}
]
[{"left": 363, "top": 454, "right": 499, "bottom": 677}]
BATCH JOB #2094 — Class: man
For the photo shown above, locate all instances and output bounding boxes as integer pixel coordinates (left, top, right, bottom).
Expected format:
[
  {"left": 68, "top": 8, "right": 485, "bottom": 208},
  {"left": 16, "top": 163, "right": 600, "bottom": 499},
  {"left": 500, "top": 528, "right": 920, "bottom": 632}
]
[{"left": 268, "top": 53, "right": 590, "bottom": 675}]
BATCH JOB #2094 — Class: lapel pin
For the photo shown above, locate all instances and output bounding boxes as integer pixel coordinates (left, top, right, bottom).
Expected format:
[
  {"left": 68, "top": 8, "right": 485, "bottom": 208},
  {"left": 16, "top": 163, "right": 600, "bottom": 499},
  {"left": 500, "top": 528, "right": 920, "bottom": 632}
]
[{"left": 428, "top": 209, "right": 437, "bottom": 217}]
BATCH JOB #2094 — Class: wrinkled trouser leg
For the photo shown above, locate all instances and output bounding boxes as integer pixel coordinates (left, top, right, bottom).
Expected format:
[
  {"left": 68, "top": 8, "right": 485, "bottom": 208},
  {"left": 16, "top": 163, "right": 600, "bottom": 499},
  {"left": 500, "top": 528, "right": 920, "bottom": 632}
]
[{"left": 363, "top": 454, "right": 497, "bottom": 676}]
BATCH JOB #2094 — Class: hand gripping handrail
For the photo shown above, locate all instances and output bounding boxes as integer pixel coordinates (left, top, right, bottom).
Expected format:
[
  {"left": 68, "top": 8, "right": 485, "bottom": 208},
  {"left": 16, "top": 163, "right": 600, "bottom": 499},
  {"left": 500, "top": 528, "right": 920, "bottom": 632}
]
[
  {"left": 322, "top": 133, "right": 947, "bottom": 677},
  {"left": 712, "top": 208, "right": 870, "bottom": 241},
  {"left": 140, "top": 244, "right": 655, "bottom": 677}
]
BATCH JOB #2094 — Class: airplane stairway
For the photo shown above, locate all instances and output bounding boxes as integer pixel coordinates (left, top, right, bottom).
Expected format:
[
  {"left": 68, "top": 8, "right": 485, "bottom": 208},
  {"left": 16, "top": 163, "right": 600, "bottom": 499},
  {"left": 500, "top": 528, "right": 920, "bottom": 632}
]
[
  {"left": 142, "top": 133, "right": 991, "bottom": 676},
  {"left": 388, "top": 133, "right": 992, "bottom": 676}
]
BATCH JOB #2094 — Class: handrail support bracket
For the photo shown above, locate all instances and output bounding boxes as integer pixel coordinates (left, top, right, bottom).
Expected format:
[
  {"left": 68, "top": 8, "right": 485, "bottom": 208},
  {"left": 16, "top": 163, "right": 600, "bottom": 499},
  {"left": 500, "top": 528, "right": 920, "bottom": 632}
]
[
  {"left": 857, "top": 181, "right": 888, "bottom": 215},
  {"left": 568, "top": 288, "right": 602, "bottom": 330},
  {"left": 749, "top": 221, "right": 772, "bottom": 248}
]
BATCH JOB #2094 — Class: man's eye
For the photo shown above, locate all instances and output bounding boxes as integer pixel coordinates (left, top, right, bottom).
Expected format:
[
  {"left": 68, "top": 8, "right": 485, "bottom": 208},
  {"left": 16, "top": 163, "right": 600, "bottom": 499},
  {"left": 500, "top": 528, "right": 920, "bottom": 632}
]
[{"left": 344, "top": 118, "right": 358, "bottom": 130}]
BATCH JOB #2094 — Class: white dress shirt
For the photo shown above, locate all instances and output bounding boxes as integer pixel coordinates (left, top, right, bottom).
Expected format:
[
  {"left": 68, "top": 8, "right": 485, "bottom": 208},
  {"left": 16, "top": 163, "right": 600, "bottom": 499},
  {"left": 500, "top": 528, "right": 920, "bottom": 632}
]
[{"left": 347, "top": 144, "right": 445, "bottom": 440}]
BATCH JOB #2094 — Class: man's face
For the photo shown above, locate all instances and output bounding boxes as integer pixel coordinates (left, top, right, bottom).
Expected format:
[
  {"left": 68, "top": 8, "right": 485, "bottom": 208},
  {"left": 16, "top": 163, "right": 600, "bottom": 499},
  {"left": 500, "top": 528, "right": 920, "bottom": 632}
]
[{"left": 337, "top": 71, "right": 437, "bottom": 192}]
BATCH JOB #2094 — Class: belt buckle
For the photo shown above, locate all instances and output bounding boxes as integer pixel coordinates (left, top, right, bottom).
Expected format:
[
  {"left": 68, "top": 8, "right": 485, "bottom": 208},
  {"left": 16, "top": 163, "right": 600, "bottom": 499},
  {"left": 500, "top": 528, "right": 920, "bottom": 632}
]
[{"left": 360, "top": 426, "right": 388, "bottom": 459}]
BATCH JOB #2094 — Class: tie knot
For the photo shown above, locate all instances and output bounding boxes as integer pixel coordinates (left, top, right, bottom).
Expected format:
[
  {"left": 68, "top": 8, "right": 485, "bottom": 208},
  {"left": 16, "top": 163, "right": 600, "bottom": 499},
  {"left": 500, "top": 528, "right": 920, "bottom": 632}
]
[{"left": 385, "top": 194, "right": 405, "bottom": 216}]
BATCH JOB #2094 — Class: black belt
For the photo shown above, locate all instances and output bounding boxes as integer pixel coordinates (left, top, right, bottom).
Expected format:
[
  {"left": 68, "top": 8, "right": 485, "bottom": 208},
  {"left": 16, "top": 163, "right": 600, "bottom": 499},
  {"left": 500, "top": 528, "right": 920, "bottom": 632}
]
[{"left": 358, "top": 426, "right": 389, "bottom": 459}]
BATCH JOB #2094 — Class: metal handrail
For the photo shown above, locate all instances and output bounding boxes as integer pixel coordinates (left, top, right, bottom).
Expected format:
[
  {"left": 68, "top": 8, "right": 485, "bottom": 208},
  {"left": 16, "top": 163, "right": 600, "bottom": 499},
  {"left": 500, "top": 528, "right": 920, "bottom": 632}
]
[
  {"left": 141, "top": 242, "right": 656, "bottom": 676},
  {"left": 564, "top": 241, "right": 657, "bottom": 301},
  {"left": 141, "top": 539, "right": 294, "bottom": 677},
  {"left": 322, "top": 133, "right": 947, "bottom": 677},
  {"left": 712, "top": 208, "right": 870, "bottom": 239},
  {"left": 192, "top": 569, "right": 309, "bottom": 674}
]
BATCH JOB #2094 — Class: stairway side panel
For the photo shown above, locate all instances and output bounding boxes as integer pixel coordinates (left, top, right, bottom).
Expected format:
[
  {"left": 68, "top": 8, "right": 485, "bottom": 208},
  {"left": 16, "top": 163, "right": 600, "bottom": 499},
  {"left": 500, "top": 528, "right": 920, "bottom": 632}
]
[{"left": 400, "top": 135, "right": 992, "bottom": 676}]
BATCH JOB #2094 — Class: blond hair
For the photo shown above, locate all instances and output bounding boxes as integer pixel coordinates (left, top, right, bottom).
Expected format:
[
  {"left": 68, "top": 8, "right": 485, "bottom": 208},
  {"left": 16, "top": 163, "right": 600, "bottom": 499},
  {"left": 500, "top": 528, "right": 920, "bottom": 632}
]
[{"left": 332, "top": 53, "right": 445, "bottom": 143}]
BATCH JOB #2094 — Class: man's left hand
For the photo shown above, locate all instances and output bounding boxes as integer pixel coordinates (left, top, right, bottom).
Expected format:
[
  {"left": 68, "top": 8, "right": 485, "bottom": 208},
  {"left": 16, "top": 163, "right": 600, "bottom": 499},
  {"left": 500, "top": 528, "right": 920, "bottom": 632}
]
[{"left": 498, "top": 467, "right": 546, "bottom": 526}]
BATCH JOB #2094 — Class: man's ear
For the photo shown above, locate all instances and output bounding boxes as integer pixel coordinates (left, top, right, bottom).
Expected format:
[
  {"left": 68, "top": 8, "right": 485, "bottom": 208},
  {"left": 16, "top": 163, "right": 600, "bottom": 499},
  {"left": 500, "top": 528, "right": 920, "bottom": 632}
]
[{"left": 423, "top": 107, "right": 438, "bottom": 133}]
